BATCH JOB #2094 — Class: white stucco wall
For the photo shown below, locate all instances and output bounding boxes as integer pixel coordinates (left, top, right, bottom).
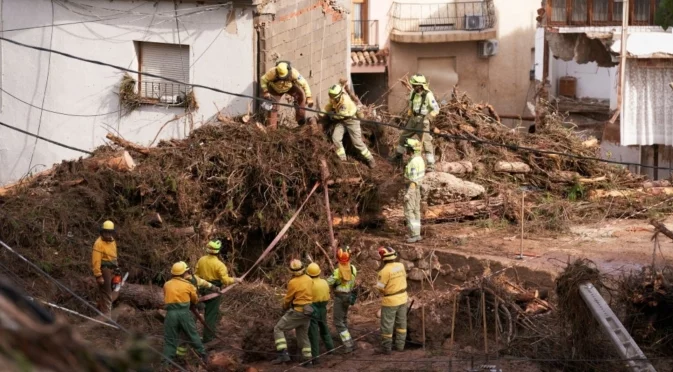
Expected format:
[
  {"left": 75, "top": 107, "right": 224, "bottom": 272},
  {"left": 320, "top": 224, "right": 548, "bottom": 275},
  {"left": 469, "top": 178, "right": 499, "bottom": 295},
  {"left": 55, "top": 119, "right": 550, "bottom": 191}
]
[
  {"left": 369, "top": 0, "right": 392, "bottom": 48},
  {"left": 552, "top": 59, "right": 616, "bottom": 99},
  {"left": 0, "top": 0, "right": 254, "bottom": 185}
]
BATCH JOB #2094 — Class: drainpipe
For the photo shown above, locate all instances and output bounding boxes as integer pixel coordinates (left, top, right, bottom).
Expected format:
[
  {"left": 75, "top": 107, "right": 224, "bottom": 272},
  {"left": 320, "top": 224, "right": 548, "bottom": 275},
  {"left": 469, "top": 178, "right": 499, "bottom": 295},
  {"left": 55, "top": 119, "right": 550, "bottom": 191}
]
[{"left": 619, "top": 1, "right": 635, "bottom": 172}]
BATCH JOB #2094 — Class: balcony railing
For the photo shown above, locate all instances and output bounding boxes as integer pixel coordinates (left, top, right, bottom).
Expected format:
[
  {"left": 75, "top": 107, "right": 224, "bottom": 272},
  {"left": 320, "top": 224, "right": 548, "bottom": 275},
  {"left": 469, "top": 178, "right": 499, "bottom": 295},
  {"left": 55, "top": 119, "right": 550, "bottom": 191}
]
[
  {"left": 139, "top": 81, "right": 192, "bottom": 106},
  {"left": 390, "top": 1, "right": 496, "bottom": 33},
  {"left": 547, "top": 0, "right": 663, "bottom": 26},
  {"left": 351, "top": 20, "right": 379, "bottom": 49}
]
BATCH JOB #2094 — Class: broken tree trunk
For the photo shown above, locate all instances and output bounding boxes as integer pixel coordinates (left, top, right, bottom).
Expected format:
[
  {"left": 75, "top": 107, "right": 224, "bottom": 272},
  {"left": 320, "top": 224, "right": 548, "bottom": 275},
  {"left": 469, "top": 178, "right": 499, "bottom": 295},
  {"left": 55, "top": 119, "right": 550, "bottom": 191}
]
[
  {"left": 494, "top": 162, "right": 531, "bottom": 173},
  {"left": 383, "top": 196, "right": 504, "bottom": 223},
  {"left": 421, "top": 172, "right": 485, "bottom": 205},
  {"left": 650, "top": 219, "right": 673, "bottom": 241},
  {"left": 589, "top": 187, "right": 673, "bottom": 200},
  {"left": 117, "top": 283, "right": 163, "bottom": 309},
  {"left": 84, "top": 151, "right": 136, "bottom": 172},
  {"left": 106, "top": 133, "right": 150, "bottom": 155},
  {"left": 434, "top": 161, "right": 473, "bottom": 174},
  {"left": 0, "top": 168, "right": 54, "bottom": 196}
]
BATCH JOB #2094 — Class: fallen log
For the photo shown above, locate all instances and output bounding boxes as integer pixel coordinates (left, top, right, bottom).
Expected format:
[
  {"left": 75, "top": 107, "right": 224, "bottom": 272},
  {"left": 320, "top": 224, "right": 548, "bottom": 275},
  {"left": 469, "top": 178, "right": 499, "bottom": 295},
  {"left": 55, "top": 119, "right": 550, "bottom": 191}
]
[
  {"left": 117, "top": 283, "right": 163, "bottom": 309},
  {"left": 582, "top": 137, "right": 599, "bottom": 148},
  {"left": 589, "top": 187, "right": 673, "bottom": 200},
  {"left": 332, "top": 215, "right": 360, "bottom": 227},
  {"left": 383, "top": 196, "right": 504, "bottom": 223},
  {"left": 84, "top": 151, "right": 136, "bottom": 172},
  {"left": 421, "top": 172, "right": 485, "bottom": 205},
  {"left": 434, "top": 161, "right": 473, "bottom": 174},
  {"left": 171, "top": 226, "right": 195, "bottom": 236},
  {"left": 0, "top": 168, "right": 54, "bottom": 196},
  {"left": 494, "top": 162, "right": 531, "bottom": 173},
  {"left": 106, "top": 133, "right": 150, "bottom": 155},
  {"left": 326, "top": 177, "right": 363, "bottom": 186},
  {"left": 650, "top": 219, "right": 673, "bottom": 242}
]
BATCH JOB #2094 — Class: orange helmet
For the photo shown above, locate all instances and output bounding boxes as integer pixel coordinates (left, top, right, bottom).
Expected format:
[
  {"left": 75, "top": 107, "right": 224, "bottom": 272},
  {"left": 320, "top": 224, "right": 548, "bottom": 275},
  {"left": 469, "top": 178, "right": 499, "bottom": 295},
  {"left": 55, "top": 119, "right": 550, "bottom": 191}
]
[{"left": 336, "top": 248, "right": 350, "bottom": 264}]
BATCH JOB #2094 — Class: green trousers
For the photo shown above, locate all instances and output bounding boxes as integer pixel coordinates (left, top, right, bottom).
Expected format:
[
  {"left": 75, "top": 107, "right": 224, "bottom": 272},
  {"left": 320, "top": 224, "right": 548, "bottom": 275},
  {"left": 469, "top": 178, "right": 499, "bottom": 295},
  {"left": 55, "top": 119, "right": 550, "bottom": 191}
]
[
  {"left": 404, "top": 184, "right": 421, "bottom": 237},
  {"left": 333, "top": 293, "right": 354, "bottom": 348},
  {"left": 274, "top": 308, "right": 312, "bottom": 359},
  {"left": 308, "top": 302, "right": 335, "bottom": 357},
  {"left": 332, "top": 119, "right": 373, "bottom": 161},
  {"left": 380, "top": 303, "right": 408, "bottom": 352},
  {"left": 396, "top": 116, "right": 435, "bottom": 165},
  {"left": 202, "top": 280, "right": 222, "bottom": 343},
  {"left": 163, "top": 307, "right": 205, "bottom": 362}
]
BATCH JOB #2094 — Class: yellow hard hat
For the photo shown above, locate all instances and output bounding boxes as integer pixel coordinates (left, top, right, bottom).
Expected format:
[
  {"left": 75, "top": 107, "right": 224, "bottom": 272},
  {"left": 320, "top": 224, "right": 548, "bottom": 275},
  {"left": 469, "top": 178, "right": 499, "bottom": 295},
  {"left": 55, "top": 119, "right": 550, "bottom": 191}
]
[
  {"left": 328, "top": 84, "right": 344, "bottom": 99},
  {"left": 378, "top": 246, "right": 397, "bottom": 261},
  {"left": 289, "top": 259, "right": 305, "bottom": 276},
  {"left": 102, "top": 220, "right": 115, "bottom": 231},
  {"left": 306, "top": 262, "right": 321, "bottom": 277},
  {"left": 276, "top": 62, "right": 290, "bottom": 79},
  {"left": 404, "top": 138, "right": 422, "bottom": 153},
  {"left": 410, "top": 74, "right": 428, "bottom": 87},
  {"left": 207, "top": 240, "right": 222, "bottom": 254},
  {"left": 171, "top": 261, "right": 189, "bottom": 276}
]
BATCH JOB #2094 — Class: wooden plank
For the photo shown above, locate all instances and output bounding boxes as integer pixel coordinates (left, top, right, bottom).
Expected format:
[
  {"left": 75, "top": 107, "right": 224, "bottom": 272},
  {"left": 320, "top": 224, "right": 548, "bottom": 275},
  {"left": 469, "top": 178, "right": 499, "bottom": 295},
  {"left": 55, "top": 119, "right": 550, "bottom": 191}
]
[
  {"left": 588, "top": 0, "right": 593, "bottom": 25},
  {"left": 566, "top": 0, "right": 572, "bottom": 25}
]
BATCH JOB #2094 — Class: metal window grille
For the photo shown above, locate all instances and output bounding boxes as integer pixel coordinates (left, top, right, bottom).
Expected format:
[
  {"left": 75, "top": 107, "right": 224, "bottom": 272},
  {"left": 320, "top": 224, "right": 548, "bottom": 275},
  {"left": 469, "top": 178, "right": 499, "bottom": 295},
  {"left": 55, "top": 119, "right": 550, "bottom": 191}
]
[{"left": 138, "top": 41, "right": 191, "bottom": 103}]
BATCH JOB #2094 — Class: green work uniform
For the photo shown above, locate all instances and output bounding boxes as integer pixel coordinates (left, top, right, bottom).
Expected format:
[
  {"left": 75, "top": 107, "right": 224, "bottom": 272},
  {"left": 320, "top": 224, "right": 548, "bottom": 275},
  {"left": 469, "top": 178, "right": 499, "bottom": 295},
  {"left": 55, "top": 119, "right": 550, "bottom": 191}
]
[
  {"left": 308, "top": 302, "right": 334, "bottom": 358},
  {"left": 380, "top": 303, "right": 408, "bottom": 352},
  {"left": 322, "top": 94, "right": 373, "bottom": 162},
  {"left": 195, "top": 254, "right": 235, "bottom": 343},
  {"left": 327, "top": 264, "right": 357, "bottom": 349},
  {"left": 396, "top": 90, "right": 440, "bottom": 168},
  {"left": 275, "top": 309, "right": 313, "bottom": 359},
  {"left": 162, "top": 277, "right": 205, "bottom": 363},
  {"left": 404, "top": 154, "right": 425, "bottom": 238}
]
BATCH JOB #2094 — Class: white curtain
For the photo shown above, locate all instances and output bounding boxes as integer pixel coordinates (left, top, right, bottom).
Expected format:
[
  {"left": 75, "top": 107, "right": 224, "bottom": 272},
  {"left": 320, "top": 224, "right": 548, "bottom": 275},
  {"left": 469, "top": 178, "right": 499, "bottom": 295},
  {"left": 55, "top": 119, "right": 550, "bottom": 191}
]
[{"left": 621, "top": 60, "right": 673, "bottom": 146}]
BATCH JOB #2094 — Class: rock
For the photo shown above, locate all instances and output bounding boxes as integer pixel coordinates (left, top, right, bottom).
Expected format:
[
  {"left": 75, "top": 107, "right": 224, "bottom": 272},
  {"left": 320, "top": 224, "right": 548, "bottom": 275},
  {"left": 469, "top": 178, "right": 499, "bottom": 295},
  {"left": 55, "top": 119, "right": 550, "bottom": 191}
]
[
  {"left": 452, "top": 265, "right": 470, "bottom": 281},
  {"left": 439, "top": 263, "right": 453, "bottom": 276},
  {"left": 400, "top": 259, "right": 415, "bottom": 271},
  {"left": 431, "top": 255, "right": 441, "bottom": 272},
  {"left": 399, "top": 246, "right": 424, "bottom": 261},
  {"left": 366, "top": 259, "right": 381, "bottom": 270},
  {"left": 417, "top": 258, "right": 431, "bottom": 270},
  {"left": 408, "top": 268, "right": 426, "bottom": 281},
  {"left": 356, "top": 341, "right": 373, "bottom": 350},
  {"left": 421, "top": 172, "right": 485, "bottom": 205},
  {"left": 376, "top": 308, "right": 381, "bottom": 318}
]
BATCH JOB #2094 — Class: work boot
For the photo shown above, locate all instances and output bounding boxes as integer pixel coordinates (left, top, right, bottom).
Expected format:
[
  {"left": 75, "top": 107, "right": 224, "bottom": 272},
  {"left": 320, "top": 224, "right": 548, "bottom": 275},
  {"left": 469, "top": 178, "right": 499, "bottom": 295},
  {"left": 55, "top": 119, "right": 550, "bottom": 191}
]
[
  {"left": 406, "top": 235, "right": 423, "bottom": 243},
  {"left": 366, "top": 158, "right": 376, "bottom": 169},
  {"left": 300, "top": 359, "right": 313, "bottom": 368},
  {"left": 426, "top": 163, "right": 435, "bottom": 172},
  {"left": 271, "top": 350, "right": 291, "bottom": 365},
  {"left": 337, "top": 346, "right": 354, "bottom": 354},
  {"left": 374, "top": 347, "right": 391, "bottom": 355}
]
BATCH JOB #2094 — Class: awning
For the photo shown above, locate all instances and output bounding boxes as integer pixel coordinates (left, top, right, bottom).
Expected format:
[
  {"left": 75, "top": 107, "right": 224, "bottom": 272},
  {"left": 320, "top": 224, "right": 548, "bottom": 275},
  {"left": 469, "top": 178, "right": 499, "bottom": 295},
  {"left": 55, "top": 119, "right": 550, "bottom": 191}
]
[{"left": 351, "top": 65, "right": 386, "bottom": 73}]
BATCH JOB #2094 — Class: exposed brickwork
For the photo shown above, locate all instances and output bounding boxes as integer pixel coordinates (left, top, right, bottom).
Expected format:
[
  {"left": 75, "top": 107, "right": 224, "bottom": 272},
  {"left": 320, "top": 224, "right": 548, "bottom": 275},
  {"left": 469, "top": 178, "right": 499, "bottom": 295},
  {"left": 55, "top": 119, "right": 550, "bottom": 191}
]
[{"left": 257, "top": 0, "right": 349, "bottom": 110}]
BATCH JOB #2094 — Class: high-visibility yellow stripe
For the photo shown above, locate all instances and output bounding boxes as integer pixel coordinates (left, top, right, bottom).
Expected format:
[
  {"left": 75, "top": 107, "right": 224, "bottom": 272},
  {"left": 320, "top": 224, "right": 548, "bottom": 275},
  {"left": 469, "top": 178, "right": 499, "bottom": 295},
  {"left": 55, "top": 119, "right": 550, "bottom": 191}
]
[
  {"left": 360, "top": 149, "right": 372, "bottom": 159},
  {"left": 396, "top": 328, "right": 407, "bottom": 333},
  {"left": 301, "top": 347, "right": 312, "bottom": 356},
  {"left": 336, "top": 147, "right": 346, "bottom": 156},
  {"left": 382, "top": 333, "right": 393, "bottom": 338},
  {"left": 275, "top": 338, "right": 287, "bottom": 351},
  {"left": 176, "top": 346, "right": 187, "bottom": 356},
  {"left": 339, "top": 330, "right": 352, "bottom": 341}
]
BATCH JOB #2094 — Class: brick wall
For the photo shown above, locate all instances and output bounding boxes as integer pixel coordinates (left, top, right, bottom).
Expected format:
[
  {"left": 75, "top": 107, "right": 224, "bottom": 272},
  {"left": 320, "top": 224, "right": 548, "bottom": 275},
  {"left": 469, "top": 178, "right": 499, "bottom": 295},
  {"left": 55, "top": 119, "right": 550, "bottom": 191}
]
[{"left": 257, "top": 0, "right": 349, "bottom": 113}]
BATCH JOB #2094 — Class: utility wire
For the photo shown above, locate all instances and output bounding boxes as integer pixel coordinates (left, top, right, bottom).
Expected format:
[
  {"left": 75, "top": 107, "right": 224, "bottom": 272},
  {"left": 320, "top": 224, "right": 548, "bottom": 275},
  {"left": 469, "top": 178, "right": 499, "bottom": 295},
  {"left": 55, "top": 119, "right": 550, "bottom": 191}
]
[
  {"left": 0, "top": 121, "right": 92, "bottom": 154},
  {"left": 0, "top": 87, "right": 120, "bottom": 117},
  {"left": 0, "top": 239, "right": 188, "bottom": 371},
  {"left": 2, "top": 36, "right": 672, "bottom": 171}
]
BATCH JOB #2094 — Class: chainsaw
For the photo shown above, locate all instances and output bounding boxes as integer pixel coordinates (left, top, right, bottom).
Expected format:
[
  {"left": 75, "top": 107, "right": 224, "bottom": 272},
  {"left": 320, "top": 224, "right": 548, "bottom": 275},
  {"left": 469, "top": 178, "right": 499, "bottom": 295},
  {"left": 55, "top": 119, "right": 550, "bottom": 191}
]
[{"left": 112, "top": 272, "right": 129, "bottom": 292}]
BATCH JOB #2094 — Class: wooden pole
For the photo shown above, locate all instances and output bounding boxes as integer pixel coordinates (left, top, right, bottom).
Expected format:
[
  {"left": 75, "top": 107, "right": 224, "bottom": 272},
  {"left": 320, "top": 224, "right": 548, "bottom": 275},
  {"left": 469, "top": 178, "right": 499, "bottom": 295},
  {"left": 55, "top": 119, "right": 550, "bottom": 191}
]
[
  {"left": 466, "top": 295, "right": 473, "bottom": 335},
  {"left": 320, "top": 159, "right": 337, "bottom": 257},
  {"left": 450, "top": 292, "right": 458, "bottom": 355},
  {"left": 481, "top": 288, "right": 488, "bottom": 359},
  {"left": 421, "top": 277, "right": 426, "bottom": 349},
  {"left": 517, "top": 191, "right": 525, "bottom": 259}
]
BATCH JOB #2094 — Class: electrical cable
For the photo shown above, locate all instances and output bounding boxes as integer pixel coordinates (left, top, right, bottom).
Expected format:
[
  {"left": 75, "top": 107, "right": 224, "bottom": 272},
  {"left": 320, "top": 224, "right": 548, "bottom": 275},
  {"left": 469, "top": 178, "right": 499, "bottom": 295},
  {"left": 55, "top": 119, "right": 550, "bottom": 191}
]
[
  {"left": 0, "top": 120, "right": 92, "bottom": 154},
  {"left": 2, "top": 35, "right": 670, "bottom": 172},
  {"left": 0, "top": 239, "right": 189, "bottom": 371},
  {"left": 27, "top": 0, "right": 56, "bottom": 173},
  {"left": 0, "top": 87, "right": 121, "bottom": 117}
]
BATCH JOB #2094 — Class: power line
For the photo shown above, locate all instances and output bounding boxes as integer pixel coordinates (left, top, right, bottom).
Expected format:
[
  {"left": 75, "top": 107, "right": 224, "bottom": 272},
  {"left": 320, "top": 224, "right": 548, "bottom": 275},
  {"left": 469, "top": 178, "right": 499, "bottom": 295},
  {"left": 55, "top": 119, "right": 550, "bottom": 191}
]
[
  {"left": 0, "top": 239, "right": 188, "bottom": 371},
  {"left": 2, "top": 35, "right": 672, "bottom": 172},
  {"left": 0, "top": 87, "right": 121, "bottom": 117},
  {"left": 0, "top": 121, "right": 92, "bottom": 154}
]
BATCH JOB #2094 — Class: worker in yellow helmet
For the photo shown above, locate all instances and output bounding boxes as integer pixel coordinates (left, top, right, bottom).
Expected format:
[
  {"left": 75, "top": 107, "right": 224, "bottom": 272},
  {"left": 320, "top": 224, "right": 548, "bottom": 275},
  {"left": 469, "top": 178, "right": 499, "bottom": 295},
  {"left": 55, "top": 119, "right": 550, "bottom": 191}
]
[
  {"left": 306, "top": 262, "right": 334, "bottom": 365},
  {"left": 272, "top": 259, "right": 313, "bottom": 365},
  {"left": 260, "top": 61, "right": 313, "bottom": 129},
  {"left": 375, "top": 247, "right": 408, "bottom": 355},
  {"left": 326, "top": 247, "right": 357, "bottom": 353},
  {"left": 163, "top": 261, "right": 208, "bottom": 366},
  {"left": 194, "top": 239, "right": 242, "bottom": 343},
  {"left": 392, "top": 74, "right": 440, "bottom": 171},
  {"left": 319, "top": 84, "right": 375, "bottom": 168},
  {"left": 91, "top": 220, "right": 119, "bottom": 318},
  {"left": 403, "top": 138, "right": 425, "bottom": 243},
  {"left": 173, "top": 261, "right": 220, "bottom": 361}
]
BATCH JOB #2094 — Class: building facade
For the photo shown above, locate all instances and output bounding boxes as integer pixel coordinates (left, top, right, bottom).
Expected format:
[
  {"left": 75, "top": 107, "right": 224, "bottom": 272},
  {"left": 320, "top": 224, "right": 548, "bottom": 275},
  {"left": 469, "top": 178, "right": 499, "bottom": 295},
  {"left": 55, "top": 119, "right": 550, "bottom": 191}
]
[
  {"left": 0, "top": 0, "right": 350, "bottom": 186},
  {"left": 536, "top": 0, "right": 673, "bottom": 179}
]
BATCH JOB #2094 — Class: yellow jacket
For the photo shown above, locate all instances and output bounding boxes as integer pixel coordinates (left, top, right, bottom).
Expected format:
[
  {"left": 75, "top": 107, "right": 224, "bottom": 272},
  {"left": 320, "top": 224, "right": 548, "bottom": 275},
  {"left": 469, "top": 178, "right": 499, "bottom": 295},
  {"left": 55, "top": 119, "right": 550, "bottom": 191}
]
[
  {"left": 404, "top": 154, "right": 426, "bottom": 184},
  {"left": 91, "top": 237, "right": 117, "bottom": 277},
  {"left": 311, "top": 277, "right": 331, "bottom": 303},
  {"left": 283, "top": 274, "right": 313, "bottom": 311},
  {"left": 376, "top": 262, "right": 408, "bottom": 307},
  {"left": 407, "top": 89, "right": 440, "bottom": 118},
  {"left": 186, "top": 274, "right": 213, "bottom": 290},
  {"left": 260, "top": 67, "right": 312, "bottom": 97},
  {"left": 164, "top": 277, "right": 198, "bottom": 309},
  {"left": 320, "top": 94, "right": 357, "bottom": 121},
  {"left": 195, "top": 255, "right": 235, "bottom": 286}
]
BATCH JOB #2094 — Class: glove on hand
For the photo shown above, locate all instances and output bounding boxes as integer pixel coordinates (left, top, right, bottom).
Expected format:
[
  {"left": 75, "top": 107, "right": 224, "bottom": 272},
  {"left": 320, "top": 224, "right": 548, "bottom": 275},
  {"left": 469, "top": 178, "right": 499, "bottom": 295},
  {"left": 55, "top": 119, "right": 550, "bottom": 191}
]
[
  {"left": 306, "top": 97, "right": 314, "bottom": 108},
  {"left": 96, "top": 276, "right": 104, "bottom": 285}
]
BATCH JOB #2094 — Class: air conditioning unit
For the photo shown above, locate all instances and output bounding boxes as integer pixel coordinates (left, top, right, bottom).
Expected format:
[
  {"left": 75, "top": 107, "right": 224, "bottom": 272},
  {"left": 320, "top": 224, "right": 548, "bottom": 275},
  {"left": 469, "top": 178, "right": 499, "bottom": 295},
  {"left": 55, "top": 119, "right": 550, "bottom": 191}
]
[
  {"left": 465, "top": 15, "right": 485, "bottom": 30},
  {"left": 478, "top": 39, "right": 499, "bottom": 58}
]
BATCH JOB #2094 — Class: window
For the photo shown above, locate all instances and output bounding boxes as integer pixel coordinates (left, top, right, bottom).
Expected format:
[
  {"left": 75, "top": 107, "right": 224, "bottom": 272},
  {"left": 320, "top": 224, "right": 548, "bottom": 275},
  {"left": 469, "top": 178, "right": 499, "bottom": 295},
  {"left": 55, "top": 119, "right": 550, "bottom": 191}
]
[
  {"left": 137, "top": 41, "right": 190, "bottom": 104},
  {"left": 352, "top": 0, "right": 367, "bottom": 46}
]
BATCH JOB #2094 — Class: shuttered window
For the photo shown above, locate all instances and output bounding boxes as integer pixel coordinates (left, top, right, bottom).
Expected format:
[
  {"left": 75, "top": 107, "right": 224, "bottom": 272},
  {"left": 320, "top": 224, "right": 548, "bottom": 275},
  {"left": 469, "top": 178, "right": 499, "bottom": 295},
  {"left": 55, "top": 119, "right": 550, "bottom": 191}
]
[{"left": 138, "top": 42, "right": 190, "bottom": 101}]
